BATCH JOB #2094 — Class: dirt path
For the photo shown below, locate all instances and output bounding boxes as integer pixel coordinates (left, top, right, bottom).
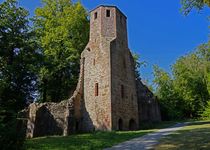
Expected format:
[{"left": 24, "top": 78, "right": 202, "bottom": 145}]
[{"left": 105, "top": 122, "right": 189, "bottom": 150}]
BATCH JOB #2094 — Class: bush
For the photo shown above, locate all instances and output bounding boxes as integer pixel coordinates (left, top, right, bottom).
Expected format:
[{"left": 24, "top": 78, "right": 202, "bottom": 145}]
[
  {"left": 0, "top": 108, "right": 25, "bottom": 150},
  {"left": 201, "top": 101, "right": 210, "bottom": 120}
]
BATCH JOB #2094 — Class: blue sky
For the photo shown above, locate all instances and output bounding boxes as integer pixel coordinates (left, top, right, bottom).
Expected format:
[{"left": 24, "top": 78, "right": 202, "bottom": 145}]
[{"left": 2, "top": 0, "right": 209, "bottom": 82}]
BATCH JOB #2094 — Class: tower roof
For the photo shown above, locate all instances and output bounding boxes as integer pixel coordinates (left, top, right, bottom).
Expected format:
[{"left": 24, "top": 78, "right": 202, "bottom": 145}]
[{"left": 89, "top": 5, "right": 127, "bottom": 19}]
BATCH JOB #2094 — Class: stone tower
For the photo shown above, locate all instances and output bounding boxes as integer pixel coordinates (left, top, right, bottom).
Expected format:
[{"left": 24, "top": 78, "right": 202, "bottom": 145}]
[
  {"left": 81, "top": 5, "right": 139, "bottom": 131},
  {"left": 22, "top": 5, "right": 161, "bottom": 138}
]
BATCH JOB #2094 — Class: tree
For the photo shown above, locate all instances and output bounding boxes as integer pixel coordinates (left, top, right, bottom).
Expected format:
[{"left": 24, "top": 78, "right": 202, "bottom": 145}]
[
  {"left": 34, "top": 0, "right": 89, "bottom": 102},
  {"left": 153, "top": 65, "right": 183, "bottom": 120},
  {"left": 172, "top": 44, "right": 209, "bottom": 117},
  {"left": 201, "top": 101, "right": 210, "bottom": 119},
  {"left": 153, "top": 43, "right": 210, "bottom": 120},
  {"left": 181, "top": 0, "right": 210, "bottom": 15},
  {"left": 0, "top": 0, "right": 39, "bottom": 149}
]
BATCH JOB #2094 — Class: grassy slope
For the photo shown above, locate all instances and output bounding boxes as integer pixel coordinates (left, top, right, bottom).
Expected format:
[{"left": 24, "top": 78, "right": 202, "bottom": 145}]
[
  {"left": 155, "top": 120, "right": 210, "bottom": 150},
  {"left": 24, "top": 121, "right": 176, "bottom": 150}
]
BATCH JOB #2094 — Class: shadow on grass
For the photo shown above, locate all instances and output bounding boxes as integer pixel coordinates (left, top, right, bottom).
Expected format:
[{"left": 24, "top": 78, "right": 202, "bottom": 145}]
[
  {"left": 25, "top": 130, "right": 154, "bottom": 150},
  {"left": 139, "top": 121, "right": 178, "bottom": 130},
  {"left": 186, "top": 120, "right": 210, "bottom": 126},
  {"left": 156, "top": 121, "right": 210, "bottom": 150}
]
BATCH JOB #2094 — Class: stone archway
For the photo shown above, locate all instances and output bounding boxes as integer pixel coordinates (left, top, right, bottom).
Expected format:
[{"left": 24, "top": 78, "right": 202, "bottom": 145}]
[
  {"left": 129, "top": 119, "right": 137, "bottom": 130},
  {"left": 118, "top": 118, "right": 123, "bottom": 131}
]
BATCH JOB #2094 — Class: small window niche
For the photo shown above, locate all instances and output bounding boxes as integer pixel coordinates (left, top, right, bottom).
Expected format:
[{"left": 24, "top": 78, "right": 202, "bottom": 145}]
[
  {"left": 94, "top": 12, "right": 98, "bottom": 20},
  {"left": 87, "top": 47, "right": 91, "bottom": 51},
  {"left": 106, "top": 9, "right": 110, "bottom": 17},
  {"left": 95, "top": 83, "right": 99, "bottom": 96}
]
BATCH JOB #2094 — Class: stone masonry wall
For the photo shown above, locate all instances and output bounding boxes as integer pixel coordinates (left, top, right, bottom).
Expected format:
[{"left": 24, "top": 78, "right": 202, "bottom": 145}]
[
  {"left": 110, "top": 8, "right": 139, "bottom": 131},
  {"left": 136, "top": 79, "right": 161, "bottom": 122},
  {"left": 25, "top": 57, "right": 85, "bottom": 138},
  {"left": 80, "top": 6, "right": 116, "bottom": 132}
]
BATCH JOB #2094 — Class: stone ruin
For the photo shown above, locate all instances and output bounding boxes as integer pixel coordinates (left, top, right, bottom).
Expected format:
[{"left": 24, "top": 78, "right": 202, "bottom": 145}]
[{"left": 21, "top": 5, "right": 161, "bottom": 138}]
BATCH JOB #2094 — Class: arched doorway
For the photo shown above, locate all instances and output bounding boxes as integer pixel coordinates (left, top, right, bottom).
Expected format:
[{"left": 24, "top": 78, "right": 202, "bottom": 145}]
[
  {"left": 129, "top": 119, "right": 136, "bottom": 130},
  {"left": 75, "top": 121, "right": 79, "bottom": 132},
  {"left": 118, "top": 118, "right": 123, "bottom": 130}
]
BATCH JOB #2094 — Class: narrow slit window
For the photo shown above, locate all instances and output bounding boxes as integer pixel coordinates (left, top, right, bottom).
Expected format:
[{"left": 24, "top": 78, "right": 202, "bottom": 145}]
[
  {"left": 121, "top": 85, "right": 124, "bottom": 98},
  {"left": 95, "top": 83, "right": 99, "bottom": 96},
  {"left": 106, "top": 10, "right": 110, "bottom": 17},
  {"left": 93, "top": 59, "right": 95, "bottom": 66},
  {"left": 94, "top": 12, "right": 97, "bottom": 19}
]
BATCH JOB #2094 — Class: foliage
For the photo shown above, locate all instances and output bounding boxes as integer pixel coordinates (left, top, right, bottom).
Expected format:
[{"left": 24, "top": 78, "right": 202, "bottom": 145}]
[
  {"left": 0, "top": 109, "right": 25, "bottom": 150},
  {"left": 34, "top": 0, "right": 89, "bottom": 102},
  {"left": 201, "top": 101, "right": 210, "bottom": 119},
  {"left": 181, "top": 0, "right": 210, "bottom": 15},
  {"left": 153, "top": 43, "right": 210, "bottom": 120},
  {"left": 153, "top": 65, "right": 183, "bottom": 120},
  {"left": 0, "top": 0, "right": 40, "bottom": 149},
  {"left": 172, "top": 44, "right": 209, "bottom": 117},
  {"left": 132, "top": 53, "right": 146, "bottom": 79}
]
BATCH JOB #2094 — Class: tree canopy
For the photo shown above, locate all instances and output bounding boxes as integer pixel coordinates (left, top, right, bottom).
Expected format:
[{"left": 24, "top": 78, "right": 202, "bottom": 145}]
[
  {"left": 181, "top": 0, "right": 210, "bottom": 15},
  {"left": 0, "top": 0, "right": 40, "bottom": 149},
  {"left": 153, "top": 43, "right": 210, "bottom": 120},
  {"left": 34, "top": 0, "right": 89, "bottom": 102}
]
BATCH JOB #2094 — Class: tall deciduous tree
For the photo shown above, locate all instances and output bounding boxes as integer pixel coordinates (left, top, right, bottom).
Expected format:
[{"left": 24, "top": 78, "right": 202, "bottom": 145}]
[
  {"left": 34, "top": 0, "right": 89, "bottom": 102},
  {"left": 0, "top": 0, "right": 39, "bottom": 149}
]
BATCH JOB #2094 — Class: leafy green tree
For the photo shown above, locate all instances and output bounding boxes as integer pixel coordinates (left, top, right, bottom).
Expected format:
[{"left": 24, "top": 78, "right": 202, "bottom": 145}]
[
  {"left": 201, "top": 101, "right": 210, "bottom": 119},
  {"left": 153, "top": 43, "right": 209, "bottom": 120},
  {"left": 181, "top": 0, "right": 210, "bottom": 15},
  {"left": 0, "top": 0, "right": 40, "bottom": 149},
  {"left": 172, "top": 44, "right": 209, "bottom": 117},
  {"left": 34, "top": 0, "right": 89, "bottom": 102},
  {"left": 153, "top": 65, "right": 183, "bottom": 120}
]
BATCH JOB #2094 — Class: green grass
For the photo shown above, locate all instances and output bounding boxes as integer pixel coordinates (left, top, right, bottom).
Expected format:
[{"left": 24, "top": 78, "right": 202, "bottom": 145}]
[
  {"left": 25, "top": 130, "right": 155, "bottom": 150},
  {"left": 155, "top": 120, "right": 210, "bottom": 150},
  {"left": 24, "top": 121, "right": 177, "bottom": 150}
]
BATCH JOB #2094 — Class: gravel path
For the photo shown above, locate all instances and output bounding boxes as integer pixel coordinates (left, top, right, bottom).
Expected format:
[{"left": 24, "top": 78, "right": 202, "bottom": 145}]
[{"left": 105, "top": 122, "right": 189, "bottom": 150}]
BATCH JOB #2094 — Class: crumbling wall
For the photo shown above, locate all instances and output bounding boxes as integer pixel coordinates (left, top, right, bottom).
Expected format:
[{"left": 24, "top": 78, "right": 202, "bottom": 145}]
[
  {"left": 136, "top": 79, "right": 161, "bottom": 123},
  {"left": 24, "top": 57, "right": 85, "bottom": 138}
]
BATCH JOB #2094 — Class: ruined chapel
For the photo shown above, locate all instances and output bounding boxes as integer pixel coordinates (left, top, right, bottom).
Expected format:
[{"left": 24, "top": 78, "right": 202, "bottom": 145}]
[{"left": 22, "top": 5, "right": 161, "bottom": 138}]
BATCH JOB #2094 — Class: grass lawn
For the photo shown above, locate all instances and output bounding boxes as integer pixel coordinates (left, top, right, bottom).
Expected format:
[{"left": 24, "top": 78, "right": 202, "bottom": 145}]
[
  {"left": 24, "top": 121, "right": 176, "bottom": 150},
  {"left": 24, "top": 130, "right": 155, "bottom": 150},
  {"left": 155, "top": 120, "right": 210, "bottom": 150}
]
